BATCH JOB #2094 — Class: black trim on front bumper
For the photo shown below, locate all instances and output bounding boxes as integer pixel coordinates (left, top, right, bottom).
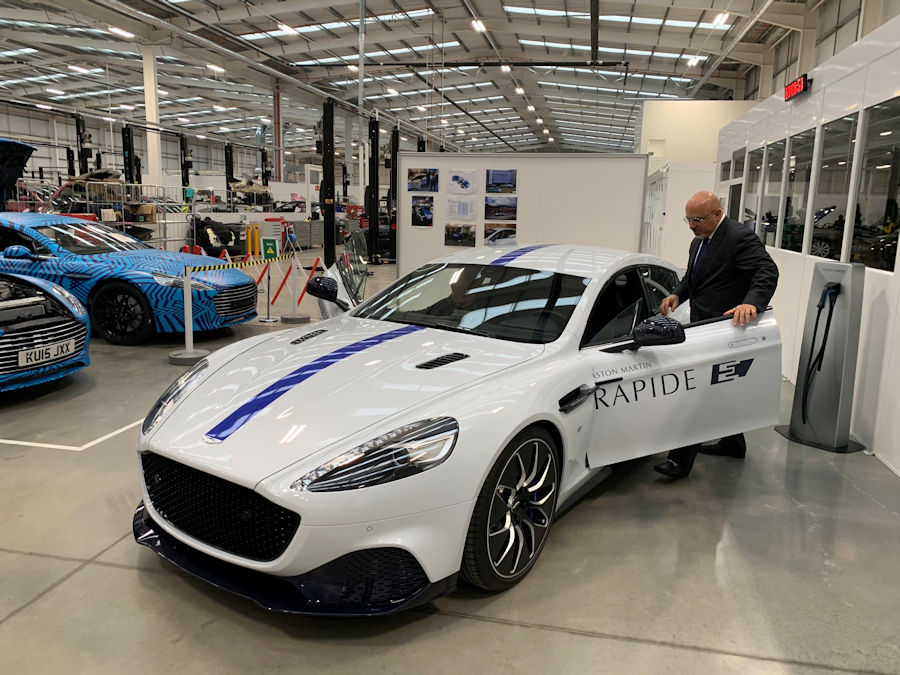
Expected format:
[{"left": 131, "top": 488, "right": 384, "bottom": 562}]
[{"left": 133, "top": 502, "right": 457, "bottom": 616}]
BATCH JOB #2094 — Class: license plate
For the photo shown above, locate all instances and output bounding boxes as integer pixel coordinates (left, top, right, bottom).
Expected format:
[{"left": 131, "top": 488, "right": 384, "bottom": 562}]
[{"left": 18, "top": 339, "right": 77, "bottom": 367}]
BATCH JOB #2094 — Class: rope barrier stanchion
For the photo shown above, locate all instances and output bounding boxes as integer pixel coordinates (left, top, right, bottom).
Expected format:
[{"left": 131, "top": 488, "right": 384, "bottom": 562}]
[
  {"left": 168, "top": 264, "right": 211, "bottom": 366},
  {"left": 281, "top": 251, "right": 312, "bottom": 324}
]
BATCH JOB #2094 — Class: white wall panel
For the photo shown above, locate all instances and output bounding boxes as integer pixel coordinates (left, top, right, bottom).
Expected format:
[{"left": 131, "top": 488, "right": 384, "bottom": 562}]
[
  {"left": 748, "top": 119, "right": 769, "bottom": 149},
  {"left": 768, "top": 105, "right": 792, "bottom": 142},
  {"left": 396, "top": 152, "right": 648, "bottom": 277},
  {"left": 789, "top": 90, "right": 824, "bottom": 135},
  {"left": 822, "top": 68, "right": 868, "bottom": 122},
  {"left": 836, "top": 18, "right": 860, "bottom": 52},
  {"left": 816, "top": 34, "right": 837, "bottom": 64},
  {"left": 863, "top": 50, "right": 900, "bottom": 109},
  {"left": 768, "top": 248, "right": 806, "bottom": 378}
]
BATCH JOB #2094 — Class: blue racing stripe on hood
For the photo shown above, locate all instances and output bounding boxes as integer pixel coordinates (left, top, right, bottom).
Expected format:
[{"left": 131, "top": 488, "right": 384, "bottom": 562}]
[
  {"left": 492, "top": 244, "right": 552, "bottom": 266},
  {"left": 203, "top": 324, "right": 424, "bottom": 443}
]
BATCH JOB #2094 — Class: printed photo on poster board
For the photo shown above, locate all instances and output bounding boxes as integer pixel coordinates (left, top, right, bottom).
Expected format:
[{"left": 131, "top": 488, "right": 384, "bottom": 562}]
[
  {"left": 446, "top": 197, "right": 478, "bottom": 221},
  {"left": 485, "top": 223, "right": 517, "bottom": 246},
  {"left": 485, "top": 195, "right": 517, "bottom": 221},
  {"left": 485, "top": 169, "right": 517, "bottom": 193},
  {"left": 407, "top": 168, "right": 439, "bottom": 192},
  {"left": 447, "top": 170, "right": 479, "bottom": 195},
  {"left": 412, "top": 195, "right": 434, "bottom": 227},
  {"left": 445, "top": 223, "right": 477, "bottom": 247}
]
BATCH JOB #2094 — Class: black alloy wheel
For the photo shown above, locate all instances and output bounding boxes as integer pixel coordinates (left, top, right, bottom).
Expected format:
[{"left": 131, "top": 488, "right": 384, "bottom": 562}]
[
  {"left": 90, "top": 281, "right": 154, "bottom": 345},
  {"left": 462, "top": 426, "right": 559, "bottom": 591}
]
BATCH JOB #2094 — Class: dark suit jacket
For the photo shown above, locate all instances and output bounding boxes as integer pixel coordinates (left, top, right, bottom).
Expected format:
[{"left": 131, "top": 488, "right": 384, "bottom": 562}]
[{"left": 672, "top": 217, "right": 779, "bottom": 322}]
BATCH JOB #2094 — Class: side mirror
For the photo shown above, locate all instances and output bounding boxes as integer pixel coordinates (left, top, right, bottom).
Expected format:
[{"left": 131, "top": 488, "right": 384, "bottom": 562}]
[
  {"left": 2, "top": 245, "right": 32, "bottom": 260},
  {"left": 306, "top": 276, "right": 350, "bottom": 312},
  {"left": 602, "top": 314, "right": 685, "bottom": 353}
]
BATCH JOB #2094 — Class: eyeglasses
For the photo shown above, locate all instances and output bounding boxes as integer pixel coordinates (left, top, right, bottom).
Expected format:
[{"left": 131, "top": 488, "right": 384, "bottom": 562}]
[{"left": 683, "top": 210, "right": 718, "bottom": 224}]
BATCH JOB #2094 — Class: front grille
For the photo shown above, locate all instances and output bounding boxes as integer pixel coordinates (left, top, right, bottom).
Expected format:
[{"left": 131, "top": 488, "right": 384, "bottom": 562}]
[
  {"left": 141, "top": 452, "right": 300, "bottom": 562},
  {"left": 298, "top": 548, "right": 429, "bottom": 607},
  {"left": 416, "top": 352, "right": 469, "bottom": 370},
  {"left": 0, "top": 319, "right": 87, "bottom": 374},
  {"left": 213, "top": 283, "right": 257, "bottom": 319}
]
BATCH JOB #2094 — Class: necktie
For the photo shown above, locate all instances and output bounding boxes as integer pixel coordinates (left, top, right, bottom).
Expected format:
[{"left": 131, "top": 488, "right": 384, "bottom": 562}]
[{"left": 693, "top": 238, "right": 709, "bottom": 280}]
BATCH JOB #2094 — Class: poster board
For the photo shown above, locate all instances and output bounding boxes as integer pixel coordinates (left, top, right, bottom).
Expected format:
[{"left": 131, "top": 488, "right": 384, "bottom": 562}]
[{"left": 397, "top": 152, "right": 649, "bottom": 276}]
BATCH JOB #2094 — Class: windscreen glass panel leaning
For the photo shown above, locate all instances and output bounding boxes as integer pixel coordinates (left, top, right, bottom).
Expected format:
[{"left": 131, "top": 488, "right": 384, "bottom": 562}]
[{"left": 354, "top": 263, "right": 590, "bottom": 344}]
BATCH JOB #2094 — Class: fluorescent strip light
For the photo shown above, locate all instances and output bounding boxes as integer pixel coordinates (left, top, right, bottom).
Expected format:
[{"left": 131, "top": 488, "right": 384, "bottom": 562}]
[
  {"left": 103, "top": 117, "right": 115, "bottom": 122},
  {"left": 278, "top": 24, "right": 292, "bottom": 32},
  {"left": 177, "top": 117, "right": 190, "bottom": 123},
  {"left": 196, "top": 135, "right": 206, "bottom": 139},
  {"left": 207, "top": 64, "right": 225, "bottom": 73},
  {"left": 260, "top": 117, "right": 271, "bottom": 123},
  {"left": 36, "top": 104, "right": 52, "bottom": 110},
  {"left": 386, "top": 87, "right": 399, "bottom": 96},
  {"left": 68, "top": 65, "right": 92, "bottom": 74},
  {"left": 120, "top": 104, "right": 134, "bottom": 110},
  {"left": 471, "top": 19, "right": 486, "bottom": 32},
  {"left": 108, "top": 26, "right": 135, "bottom": 39},
  {"left": 46, "top": 88, "right": 65, "bottom": 95},
  {"left": 348, "top": 64, "right": 358, "bottom": 72}
]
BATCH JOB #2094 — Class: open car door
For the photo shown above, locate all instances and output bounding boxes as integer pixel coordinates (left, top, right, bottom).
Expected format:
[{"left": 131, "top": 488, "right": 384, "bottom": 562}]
[{"left": 316, "top": 230, "right": 369, "bottom": 319}]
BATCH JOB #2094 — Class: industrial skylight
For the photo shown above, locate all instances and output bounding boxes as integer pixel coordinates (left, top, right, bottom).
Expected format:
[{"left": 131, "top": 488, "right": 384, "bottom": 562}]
[
  {"left": 242, "top": 9, "right": 433, "bottom": 41},
  {"left": 295, "top": 41, "right": 460, "bottom": 66},
  {"left": 520, "top": 39, "right": 710, "bottom": 61},
  {"left": 502, "top": 5, "right": 732, "bottom": 30}
]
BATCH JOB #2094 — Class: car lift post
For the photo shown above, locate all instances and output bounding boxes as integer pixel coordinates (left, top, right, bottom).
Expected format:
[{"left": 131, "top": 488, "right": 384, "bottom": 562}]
[
  {"left": 179, "top": 134, "right": 192, "bottom": 188},
  {"left": 75, "top": 114, "right": 91, "bottom": 175},
  {"left": 367, "top": 115, "right": 379, "bottom": 261},
  {"left": 322, "top": 98, "right": 336, "bottom": 269},
  {"left": 389, "top": 125, "right": 399, "bottom": 262},
  {"left": 121, "top": 125, "right": 137, "bottom": 184}
]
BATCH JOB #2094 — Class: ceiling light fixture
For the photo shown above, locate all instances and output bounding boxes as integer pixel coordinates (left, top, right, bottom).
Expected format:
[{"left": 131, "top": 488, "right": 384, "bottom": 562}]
[
  {"left": 196, "top": 134, "right": 206, "bottom": 139},
  {"left": 68, "top": 65, "right": 91, "bottom": 74},
  {"left": 120, "top": 104, "right": 134, "bottom": 110},
  {"left": 515, "top": 86, "right": 525, "bottom": 95},
  {"left": 108, "top": 26, "right": 135, "bottom": 39},
  {"left": 881, "top": 131, "right": 893, "bottom": 136},
  {"left": 348, "top": 64, "right": 359, "bottom": 72},
  {"left": 219, "top": 127, "right": 231, "bottom": 132},
  {"left": 260, "top": 117, "right": 271, "bottom": 123},
  {"left": 103, "top": 116, "right": 115, "bottom": 122},
  {"left": 711, "top": 13, "right": 730, "bottom": 27},
  {"left": 416, "top": 105, "right": 426, "bottom": 111},
  {"left": 471, "top": 19, "right": 486, "bottom": 32},
  {"left": 501, "top": 64, "right": 511, "bottom": 73},
  {"left": 157, "top": 89, "right": 168, "bottom": 96},
  {"left": 36, "top": 104, "right": 52, "bottom": 110},
  {"left": 213, "top": 105, "right": 227, "bottom": 111},
  {"left": 177, "top": 117, "right": 190, "bottom": 123},
  {"left": 535, "top": 117, "right": 543, "bottom": 124},
  {"left": 687, "top": 56, "right": 701, "bottom": 67},
  {"left": 46, "top": 88, "right": 65, "bottom": 95},
  {"left": 387, "top": 87, "right": 399, "bottom": 95},
  {"left": 527, "top": 104, "right": 535, "bottom": 111},
  {"left": 207, "top": 64, "right": 225, "bottom": 73},
  {"left": 548, "top": 137, "right": 554, "bottom": 142},
  {"left": 278, "top": 23, "right": 292, "bottom": 32},
  {"left": 543, "top": 129, "right": 550, "bottom": 134},
  {"left": 441, "top": 119, "right": 448, "bottom": 125}
]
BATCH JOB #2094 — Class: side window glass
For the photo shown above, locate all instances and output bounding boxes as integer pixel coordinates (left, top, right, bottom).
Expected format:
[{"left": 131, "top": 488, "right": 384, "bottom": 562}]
[
  {"left": 0, "top": 228, "right": 49, "bottom": 255},
  {"left": 639, "top": 266, "right": 679, "bottom": 313},
  {"left": 582, "top": 270, "right": 647, "bottom": 347}
]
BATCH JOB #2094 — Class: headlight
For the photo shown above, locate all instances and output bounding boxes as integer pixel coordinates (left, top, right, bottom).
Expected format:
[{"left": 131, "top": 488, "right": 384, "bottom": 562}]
[
  {"left": 142, "top": 360, "right": 209, "bottom": 436},
  {"left": 54, "top": 286, "right": 86, "bottom": 315},
  {"left": 152, "top": 272, "right": 214, "bottom": 291},
  {"left": 292, "top": 417, "right": 459, "bottom": 492}
]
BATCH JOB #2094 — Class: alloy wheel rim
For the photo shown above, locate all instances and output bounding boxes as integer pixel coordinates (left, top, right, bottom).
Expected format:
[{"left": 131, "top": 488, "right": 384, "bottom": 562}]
[
  {"left": 95, "top": 291, "right": 143, "bottom": 338},
  {"left": 486, "top": 438, "right": 557, "bottom": 579}
]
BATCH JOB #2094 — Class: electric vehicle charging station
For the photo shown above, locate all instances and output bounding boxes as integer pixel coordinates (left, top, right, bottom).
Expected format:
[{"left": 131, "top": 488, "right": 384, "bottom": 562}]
[{"left": 776, "top": 261, "right": 866, "bottom": 453}]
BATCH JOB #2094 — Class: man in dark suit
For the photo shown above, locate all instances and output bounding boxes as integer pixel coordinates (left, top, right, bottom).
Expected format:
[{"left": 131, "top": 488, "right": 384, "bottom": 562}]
[{"left": 654, "top": 191, "right": 779, "bottom": 479}]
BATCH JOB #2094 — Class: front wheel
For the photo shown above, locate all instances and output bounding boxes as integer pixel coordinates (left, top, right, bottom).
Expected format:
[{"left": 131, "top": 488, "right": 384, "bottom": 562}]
[
  {"left": 461, "top": 426, "right": 560, "bottom": 591},
  {"left": 90, "top": 281, "right": 154, "bottom": 345},
  {"left": 810, "top": 239, "right": 832, "bottom": 258}
]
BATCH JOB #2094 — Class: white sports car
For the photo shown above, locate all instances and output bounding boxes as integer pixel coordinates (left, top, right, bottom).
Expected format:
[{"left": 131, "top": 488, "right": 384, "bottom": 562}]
[{"left": 134, "top": 241, "right": 781, "bottom": 615}]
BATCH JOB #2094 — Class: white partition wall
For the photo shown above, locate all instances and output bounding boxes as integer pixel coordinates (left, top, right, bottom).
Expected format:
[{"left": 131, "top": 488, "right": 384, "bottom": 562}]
[
  {"left": 715, "top": 14, "right": 900, "bottom": 474},
  {"left": 396, "top": 152, "right": 648, "bottom": 276}
]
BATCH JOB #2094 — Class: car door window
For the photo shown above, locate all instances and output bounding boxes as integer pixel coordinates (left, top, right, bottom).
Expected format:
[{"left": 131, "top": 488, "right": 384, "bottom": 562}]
[
  {"left": 639, "top": 265, "right": 680, "bottom": 314},
  {"left": 582, "top": 269, "right": 648, "bottom": 347},
  {"left": 0, "top": 228, "right": 51, "bottom": 255}
]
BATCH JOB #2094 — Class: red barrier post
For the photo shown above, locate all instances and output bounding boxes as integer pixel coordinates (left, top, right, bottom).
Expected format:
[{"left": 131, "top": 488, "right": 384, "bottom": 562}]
[{"left": 298, "top": 256, "right": 320, "bottom": 306}]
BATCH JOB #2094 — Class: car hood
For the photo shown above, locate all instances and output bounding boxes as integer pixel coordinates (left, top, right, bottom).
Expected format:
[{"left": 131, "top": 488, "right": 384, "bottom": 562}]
[
  {"left": 146, "top": 316, "right": 544, "bottom": 487},
  {"left": 74, "top": 250, "right": 252, "bottom": 287}
]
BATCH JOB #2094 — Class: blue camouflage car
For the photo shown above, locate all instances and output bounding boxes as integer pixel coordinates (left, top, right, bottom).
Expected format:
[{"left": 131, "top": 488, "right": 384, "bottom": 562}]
[
  {"left": 0, "top": 272, "right": 90, "bottom": 391},
  {"left": 0, "top": 213, "right": 257, "bottom": 345}
]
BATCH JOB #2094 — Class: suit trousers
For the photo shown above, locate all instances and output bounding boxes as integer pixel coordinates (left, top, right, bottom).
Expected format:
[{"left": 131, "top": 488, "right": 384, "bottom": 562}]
[{"left": 666, "top": 433, "right": 747, "bottom": 474}]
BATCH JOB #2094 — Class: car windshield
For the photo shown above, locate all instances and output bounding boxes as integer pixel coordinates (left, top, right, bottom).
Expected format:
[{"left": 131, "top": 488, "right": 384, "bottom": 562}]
[
  {"left": 35, "top": 221, "right": 150, "bottom": 255},
  {"left": 354, "top": 263, "right": 589, "bottom": 344}
]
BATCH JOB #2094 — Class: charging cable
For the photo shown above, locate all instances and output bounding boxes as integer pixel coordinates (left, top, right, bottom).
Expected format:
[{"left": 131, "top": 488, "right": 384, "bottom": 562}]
[{"left": 801, "top": 282, "right": 841, "bottom": 424}]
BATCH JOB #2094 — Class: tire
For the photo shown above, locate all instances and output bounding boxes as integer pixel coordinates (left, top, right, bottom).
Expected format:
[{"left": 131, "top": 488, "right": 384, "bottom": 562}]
[
  {"left": 461, "top": 426, "right": 560, "bottom": 591},
  {"left": 811, "top": 239, "right": 831, "bottom": 258},
  {"left": 89, "top": 281, "right": 154, "bottom": 345}
]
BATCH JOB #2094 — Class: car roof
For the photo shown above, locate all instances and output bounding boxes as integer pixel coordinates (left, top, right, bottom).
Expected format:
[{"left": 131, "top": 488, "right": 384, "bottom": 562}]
[
  {"left": 0, "top": 211, "right": 85, "bottom": 232},
  {"left": 432, "top": 243, "right": 674, "bottom": 279}
]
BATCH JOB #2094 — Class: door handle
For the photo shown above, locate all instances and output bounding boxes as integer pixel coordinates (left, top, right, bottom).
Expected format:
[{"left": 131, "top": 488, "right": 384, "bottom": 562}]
[{"left": 559, "top": 385, "right": 597, "bottom": 414}]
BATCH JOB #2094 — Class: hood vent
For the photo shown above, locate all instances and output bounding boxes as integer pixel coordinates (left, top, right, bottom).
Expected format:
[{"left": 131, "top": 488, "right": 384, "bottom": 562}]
[
  {"left": 291, "top": 329, "right": 327, "bottom": 345},
  {"left": 416, "top": 352, "right": 470, "bottom": 370}
]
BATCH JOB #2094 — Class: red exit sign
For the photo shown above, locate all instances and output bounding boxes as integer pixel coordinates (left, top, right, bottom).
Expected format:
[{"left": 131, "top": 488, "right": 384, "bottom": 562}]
[{"left": 785, "top": 74, "right": 811, "bottom": 101}]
